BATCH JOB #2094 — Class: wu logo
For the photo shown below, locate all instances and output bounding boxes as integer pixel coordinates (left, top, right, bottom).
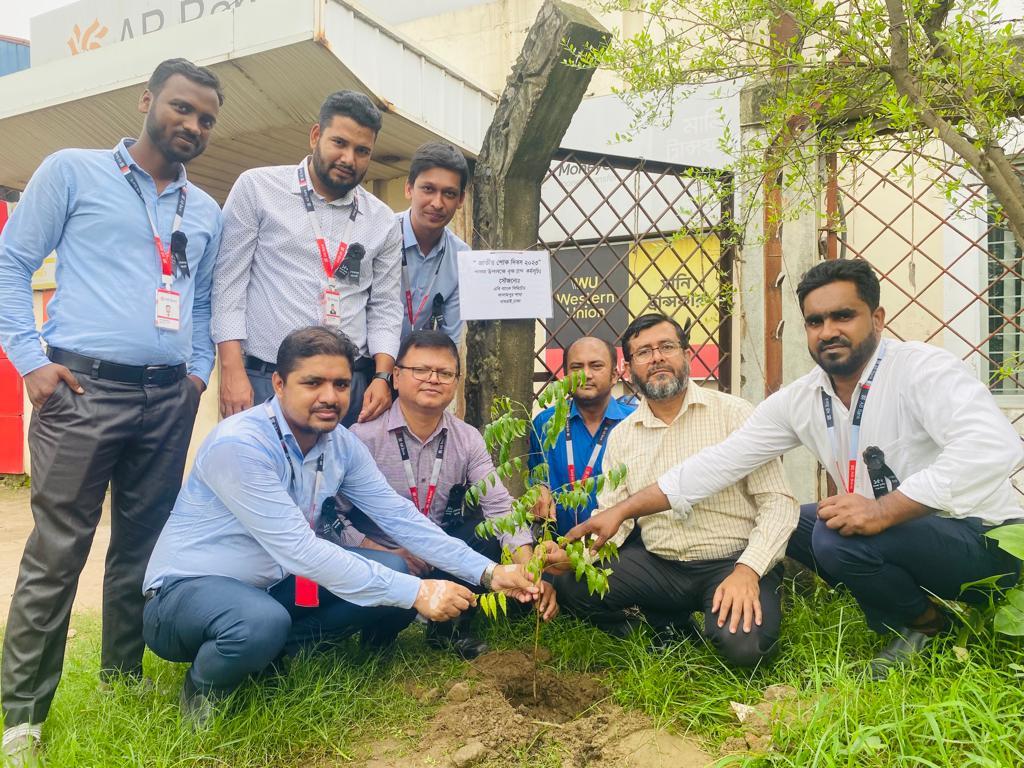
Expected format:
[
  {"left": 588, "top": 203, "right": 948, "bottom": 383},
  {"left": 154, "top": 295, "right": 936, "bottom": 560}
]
[{"left": 67, "top": 19, "right": 109, "bottom": 55}]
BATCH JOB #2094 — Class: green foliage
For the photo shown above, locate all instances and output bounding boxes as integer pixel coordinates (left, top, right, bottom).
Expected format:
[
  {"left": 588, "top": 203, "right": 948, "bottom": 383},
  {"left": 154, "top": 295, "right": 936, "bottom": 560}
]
[
  {"left": 566, "top": 0, "right": 1024, "bottom": 245},
  {"left": 985, "top": 524, "right": 1024, "bottom": 636}
]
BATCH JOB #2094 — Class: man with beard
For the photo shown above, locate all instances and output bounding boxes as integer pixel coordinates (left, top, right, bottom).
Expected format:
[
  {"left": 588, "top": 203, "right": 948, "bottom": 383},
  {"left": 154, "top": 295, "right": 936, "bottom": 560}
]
[
  {"left": 566, "top": 260, "right": 1024, "bottom": 677},
  {"left": 213, "top": 90, "right": 402, "bottom": 426},
  {"left": 552, "top": 315, "right": 798, "bottom": 666},
  {"left": 529, "top": 336, "right": 634, "bottom": 535},
  {"left": 143, "top": 327, "right": 538, "bottom": 722},
  {"left": 0, "top": 59, "right": 224, "bottom": 762}
]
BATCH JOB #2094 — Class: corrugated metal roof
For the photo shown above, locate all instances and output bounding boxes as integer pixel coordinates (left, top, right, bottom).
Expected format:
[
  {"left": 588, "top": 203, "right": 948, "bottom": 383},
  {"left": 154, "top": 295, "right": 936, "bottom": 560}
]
[
  {"left": 0, "top": 38, "right": 30, "bottom": 78},
  {"left": 0, "top": 0, "right": 496, "bottom": 202}
]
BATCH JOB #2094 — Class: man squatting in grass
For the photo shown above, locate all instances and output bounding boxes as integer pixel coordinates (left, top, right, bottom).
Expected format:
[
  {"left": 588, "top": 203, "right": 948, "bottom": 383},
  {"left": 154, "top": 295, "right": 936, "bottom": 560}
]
[
  {"left": 550, "top": 314, "right": 799, "bottom": 666},
  {"left": 142, "top": 327, "right": 539, "bottom": 724},
  {"left": 334, "top": 329, "right": 559, "bottom": 660},
  {"left": 0, "top": 59, "right": 225, "bottom": 764},
  {"left": 566, "top": 260, "right": 1024, "bottom": 678}
]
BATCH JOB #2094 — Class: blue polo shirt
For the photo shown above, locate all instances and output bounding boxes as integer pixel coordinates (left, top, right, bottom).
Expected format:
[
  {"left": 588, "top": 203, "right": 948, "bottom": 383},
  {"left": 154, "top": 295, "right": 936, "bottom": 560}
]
[{"left": 529, "top": 396, "right": 635, "bottom": 535}]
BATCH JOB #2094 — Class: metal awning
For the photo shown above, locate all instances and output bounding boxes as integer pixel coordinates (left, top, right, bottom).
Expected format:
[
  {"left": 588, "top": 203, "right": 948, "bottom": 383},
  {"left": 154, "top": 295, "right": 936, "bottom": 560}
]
[{"left": 0, "top": 0, "right": 497, "bottom": 203}]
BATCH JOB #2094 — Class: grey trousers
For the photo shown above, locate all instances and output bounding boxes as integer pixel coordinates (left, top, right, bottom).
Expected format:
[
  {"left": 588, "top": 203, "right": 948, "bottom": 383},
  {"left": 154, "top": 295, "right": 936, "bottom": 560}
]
[{"left": 1, "top": 375, "right": 200, "bottom": 726}]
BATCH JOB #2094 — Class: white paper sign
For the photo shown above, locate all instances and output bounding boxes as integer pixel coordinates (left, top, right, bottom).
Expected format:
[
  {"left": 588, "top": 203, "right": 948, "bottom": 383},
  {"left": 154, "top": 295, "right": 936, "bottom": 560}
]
[{"left": 457, "top": 250, "right": 553, "bottom": 320}]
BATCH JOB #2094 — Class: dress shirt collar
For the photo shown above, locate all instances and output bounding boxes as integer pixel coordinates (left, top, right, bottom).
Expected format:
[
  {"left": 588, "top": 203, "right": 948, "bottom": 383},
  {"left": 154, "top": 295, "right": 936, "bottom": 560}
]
[
  {"left": 400, "top": 208, "right": 445, "bottom": 260},
  {"left": 568, "top": 395, "right": 633, "bottom": 424},
  {"left": 384, "top": 399, "right": 447, "bottom": 444},
  {"left": 291, "top": 156, "right": 359, "bottom": 208},
  {"left": 114, "top": 138, "right": 188, "bottom": 192},
  {"left": 634, "top": 381, "right": 708, "bottom": 429},
  {"left": 811, "top": 337, "right": 889, "bottom": 398},
  {"left": 266, "top": 395, "right": 332, "bottom": 461}
]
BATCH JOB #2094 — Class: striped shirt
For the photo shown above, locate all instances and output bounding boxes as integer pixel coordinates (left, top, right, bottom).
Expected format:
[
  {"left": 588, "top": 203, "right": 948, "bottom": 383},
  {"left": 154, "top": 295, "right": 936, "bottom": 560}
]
[
  {"left": 597, "top": 384, "right": 798, "bottom": 576},
  {"left": 211, "top": 158, "right": 403, "bottom": 361}
]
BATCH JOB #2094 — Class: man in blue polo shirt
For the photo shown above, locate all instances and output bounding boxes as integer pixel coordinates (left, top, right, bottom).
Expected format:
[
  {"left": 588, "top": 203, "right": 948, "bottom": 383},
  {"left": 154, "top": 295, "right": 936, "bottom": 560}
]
[
  {"left": 398, "top": 142, "right": 469, "bottom": 344},
  {"left": 530, "top": 336, "right": 635, "bottom": 535}
]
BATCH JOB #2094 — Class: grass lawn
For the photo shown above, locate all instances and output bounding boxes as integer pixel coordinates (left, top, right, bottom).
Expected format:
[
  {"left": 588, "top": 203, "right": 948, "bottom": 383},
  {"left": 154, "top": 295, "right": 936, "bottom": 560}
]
[{"left": 16, "top": 579, "right": 1024, "bottom": 767}]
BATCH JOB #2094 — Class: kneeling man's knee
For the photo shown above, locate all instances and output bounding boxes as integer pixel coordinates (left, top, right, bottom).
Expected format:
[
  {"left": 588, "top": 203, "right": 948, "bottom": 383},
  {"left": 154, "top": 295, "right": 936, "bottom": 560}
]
[{"left": 705, "top": 621, "right": 779, "bottom": 668}]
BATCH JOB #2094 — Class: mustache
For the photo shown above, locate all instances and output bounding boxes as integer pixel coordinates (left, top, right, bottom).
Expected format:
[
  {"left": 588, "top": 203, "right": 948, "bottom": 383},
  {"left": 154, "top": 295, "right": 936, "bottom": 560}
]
[
  {"left": 818, "top": 338, "right": 850, "bottom": 353},
  {"left": 312, "top": 405, "right": 340, "bottom": 415},
  {"left": 332, "top": 163, "right": 355, "bottom": 174}
]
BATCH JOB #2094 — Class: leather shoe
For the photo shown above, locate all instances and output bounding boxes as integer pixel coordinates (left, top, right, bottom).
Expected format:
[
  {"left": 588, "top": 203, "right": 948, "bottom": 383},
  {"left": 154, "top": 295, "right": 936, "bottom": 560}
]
[
  {"left": 179, "top": 674, "right": 220, "bottom": 731},
  {"left": 649, "top": 616, "right": 701, "bottom": 653},
  {"left": 426, "top": 620, "right": 489, "bottom": 660},
  {"left": 868, "top": 628, "right": 935, "bottom": 680}
]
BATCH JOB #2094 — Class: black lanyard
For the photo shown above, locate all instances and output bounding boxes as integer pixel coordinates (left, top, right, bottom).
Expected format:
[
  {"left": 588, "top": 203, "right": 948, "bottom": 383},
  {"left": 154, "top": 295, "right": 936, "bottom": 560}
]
[
  {"left": 395, "top": 427, "right": 448, "bottom": 515},
  {"left": 265, "top": 404, "right": 324, "bottom": 525}
]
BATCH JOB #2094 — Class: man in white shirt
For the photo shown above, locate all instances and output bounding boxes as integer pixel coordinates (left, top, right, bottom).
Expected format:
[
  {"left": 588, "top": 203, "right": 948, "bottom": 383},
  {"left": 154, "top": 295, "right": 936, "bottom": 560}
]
[
  {"left": 565, "top": 259, "right": 1023, "bottom": 677},
  {"left": 213, "top": 91, "right": 402, "bottom": 426}
]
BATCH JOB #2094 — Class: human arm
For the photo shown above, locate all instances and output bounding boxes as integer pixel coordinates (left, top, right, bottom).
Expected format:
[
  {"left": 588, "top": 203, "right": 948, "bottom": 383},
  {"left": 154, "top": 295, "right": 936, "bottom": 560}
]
[
  {"left": 358, "top": 352, "right": 394, "bottom": 423},
  {"left": 816, "top": 489, "right": 932, "bottom": 536},
  {"left": 186, "top": 206, "right": 220, "bottom": 387},
  {"left": 364, "top": 218, "right": 403, "bottom": 363},
  {"left": 359, "top": 534, "right": 430, "bottom": 577},
  {"left": 211, "top": 173, "right": 260, "bottom": 415}
]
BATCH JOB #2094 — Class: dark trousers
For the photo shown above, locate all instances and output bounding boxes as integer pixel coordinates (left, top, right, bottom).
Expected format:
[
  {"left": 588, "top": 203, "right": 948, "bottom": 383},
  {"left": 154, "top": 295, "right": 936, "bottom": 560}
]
[
  {"left": 2, "top": 375, "right": 200, "bottom": 726},
  {"left": 143, "top": 547, "right": 415, "bottom": 696},
  {"left": 786, "top": 503, "right": 1022, "bottom": 633},
  {"left": 555, "top": 540, "right": 783, "bottom": 667},
  {"left": 250, "top": 359, "right": 371, "bottom": 428}
]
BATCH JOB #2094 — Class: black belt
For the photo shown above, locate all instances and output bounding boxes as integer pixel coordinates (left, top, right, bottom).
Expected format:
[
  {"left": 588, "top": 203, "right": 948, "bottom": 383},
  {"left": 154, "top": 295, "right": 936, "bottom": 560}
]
[
  {"left": 245, "top": 355, "right": 375, "bottom": 375},
  {"left": 47, "top": 347, "right": 186, "bottom": 387}
]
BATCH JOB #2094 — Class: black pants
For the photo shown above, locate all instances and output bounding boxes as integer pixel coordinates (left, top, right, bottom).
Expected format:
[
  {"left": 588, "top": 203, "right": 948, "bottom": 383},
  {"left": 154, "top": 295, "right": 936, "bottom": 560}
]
[
  {"left": 2, "top": 375, "right": 200, "bottom": 726},
  {"left": 786, "top": 503, "right": 1022, "bottom": 633},
  {"left": 555, "top": 540, "right": 783, "bottom": 667}
]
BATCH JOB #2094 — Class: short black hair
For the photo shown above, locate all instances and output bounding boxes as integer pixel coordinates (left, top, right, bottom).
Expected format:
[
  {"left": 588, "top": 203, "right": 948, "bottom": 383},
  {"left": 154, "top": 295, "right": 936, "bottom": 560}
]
[
  {"left": 319, "top": 90, "right": 382, "bottom": 134},
  {"left": 147, "top": 58, "right": 224, "bottom": 106},
  {"left": 408, "top": 142, "right": 470, "bottom": 193},
  {"left": 564, "top": 336, "right": 616, "bottom": 370},
  {"left": 396, "top": 330, "right": 460, "bottom": 376},
  {"left": 276, "top": 327, "right": 357, "bottom": 380},
  {"left": 619, "top": 314, "right": 690, "bottom": 363},
  {"left": 796, "top": 259, "right": 881, "bottom": 312}
]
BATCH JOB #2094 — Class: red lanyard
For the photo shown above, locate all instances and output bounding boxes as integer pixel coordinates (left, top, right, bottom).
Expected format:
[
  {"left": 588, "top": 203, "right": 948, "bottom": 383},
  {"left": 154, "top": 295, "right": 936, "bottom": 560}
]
[
  {"left": 395, "top": 427, "right": 448, "bottom": 515},
  {"left": 114, "top": 147, "right": 185, "bottom": 286},
  {"left": 821, "top": 345, "right": 886, "bottom": 493},
  {"left": 564, "top": 417, "right": 612, "bottom": 486},
  {"left": 297, "top": 162, "right": 359, "bottom": 282},
  {"left": 402, "top": 234, "right": 446, "bottom": 327}
]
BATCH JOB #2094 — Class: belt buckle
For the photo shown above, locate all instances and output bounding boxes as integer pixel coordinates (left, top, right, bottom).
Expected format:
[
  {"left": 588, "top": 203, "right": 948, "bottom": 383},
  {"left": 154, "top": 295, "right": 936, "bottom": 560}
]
[{"left": 143, "top": 365, "right": 168, "bottom": 386}]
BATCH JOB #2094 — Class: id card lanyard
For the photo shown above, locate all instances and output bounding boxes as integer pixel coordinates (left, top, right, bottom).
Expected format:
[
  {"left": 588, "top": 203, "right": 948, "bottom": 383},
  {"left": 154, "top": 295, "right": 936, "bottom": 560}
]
[
  {"left": 297, "top": 162, "right": 359, "bottom": 328},
  {"left": 820, "top": 344, "right": 886, "bottom": 494},
  {"left": 402, "top": 231, "right": 446, "bottom": 328},
  {"left": 395, "top": 427, "right": 448, "bottom": 515},
  {"left": 114, "top": 147, "right": 186, "bottom": 331},
  {"left": 265, "top": 403, "right": 324, "bottom": 607},
  {"left": 564, "top": 416, "right": 612, "bottom": 486}
]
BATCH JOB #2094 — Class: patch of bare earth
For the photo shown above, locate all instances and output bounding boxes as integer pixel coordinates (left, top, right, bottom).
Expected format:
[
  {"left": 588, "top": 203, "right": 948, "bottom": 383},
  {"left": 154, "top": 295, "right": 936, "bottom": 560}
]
[{"left": 347, "top": 649, "right": 715, "bottom": 768}]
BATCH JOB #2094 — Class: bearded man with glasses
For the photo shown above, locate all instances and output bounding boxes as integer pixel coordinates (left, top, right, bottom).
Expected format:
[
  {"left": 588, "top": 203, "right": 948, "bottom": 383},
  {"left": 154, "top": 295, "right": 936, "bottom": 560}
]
[
  {"left": 334, "top": 330, "right": 559, "bottom": 658},
  {"left": 550, "top": 314, "right": 798, "bottom": 666}
]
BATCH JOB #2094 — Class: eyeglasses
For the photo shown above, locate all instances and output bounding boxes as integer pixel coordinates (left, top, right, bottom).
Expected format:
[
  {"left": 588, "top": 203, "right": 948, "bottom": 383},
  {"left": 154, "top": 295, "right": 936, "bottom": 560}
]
[
  {"left": 396, "top": 365, "right": 458, "bottom": 384},
  {"left": 630, "top": 341, "right": 685, "bottom": 365}
]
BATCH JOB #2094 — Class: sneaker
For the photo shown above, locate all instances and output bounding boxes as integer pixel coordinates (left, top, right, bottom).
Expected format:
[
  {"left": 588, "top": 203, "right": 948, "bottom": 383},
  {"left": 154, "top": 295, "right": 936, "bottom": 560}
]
[
  {"left": 868, "top": 628, "right": 935, "bottom": 680},
  {"left": 425, "top": 620, "right": 489, "bottom": 660},
  {"left": 2, "top": 724, "right": 41, "bottom": 767}
]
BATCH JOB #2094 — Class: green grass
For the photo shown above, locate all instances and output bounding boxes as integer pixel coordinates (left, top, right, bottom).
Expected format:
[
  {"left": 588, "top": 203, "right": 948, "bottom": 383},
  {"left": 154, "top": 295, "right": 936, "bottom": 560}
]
[{"left": 10, "top": 581, "right": 1024, "bottom": 767}]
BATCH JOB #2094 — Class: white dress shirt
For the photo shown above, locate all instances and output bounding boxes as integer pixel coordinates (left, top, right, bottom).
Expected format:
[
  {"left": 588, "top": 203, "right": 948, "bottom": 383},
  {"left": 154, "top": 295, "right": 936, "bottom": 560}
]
[
  {"left": 658, "top": 339, "right": 1024, "bottom": 525},
  {"left": 212, "top": 159, "right": 403, "bottom": 361}
]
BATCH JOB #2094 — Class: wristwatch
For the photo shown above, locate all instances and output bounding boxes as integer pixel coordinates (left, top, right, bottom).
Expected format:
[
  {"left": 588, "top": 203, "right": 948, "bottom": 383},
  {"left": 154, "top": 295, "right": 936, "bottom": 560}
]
[
  {"left": 372, "top": 371, "right": 393, "bottom": 386},
  {"left": 481, "top": 563, "right": 497, "bottom": 591}
]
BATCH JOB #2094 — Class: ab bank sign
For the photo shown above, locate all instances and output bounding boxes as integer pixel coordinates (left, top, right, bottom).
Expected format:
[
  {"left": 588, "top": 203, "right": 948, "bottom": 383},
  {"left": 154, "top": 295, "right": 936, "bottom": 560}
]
[{"left": 29, "top": 0, "right": 258, "bottom": 65}]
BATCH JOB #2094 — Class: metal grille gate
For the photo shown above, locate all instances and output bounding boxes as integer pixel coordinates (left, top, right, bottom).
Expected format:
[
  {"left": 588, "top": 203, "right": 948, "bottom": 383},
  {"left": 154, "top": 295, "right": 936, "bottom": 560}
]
[{"left": 532, "top": 148, "right": 736, "bottom": 400}]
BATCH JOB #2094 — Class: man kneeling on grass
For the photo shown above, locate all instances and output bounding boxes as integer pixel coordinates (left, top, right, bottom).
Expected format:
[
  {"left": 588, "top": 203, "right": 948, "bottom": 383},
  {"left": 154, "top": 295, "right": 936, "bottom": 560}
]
[{"left": 142, "top": 327, "right": 537, "bottom": 723}]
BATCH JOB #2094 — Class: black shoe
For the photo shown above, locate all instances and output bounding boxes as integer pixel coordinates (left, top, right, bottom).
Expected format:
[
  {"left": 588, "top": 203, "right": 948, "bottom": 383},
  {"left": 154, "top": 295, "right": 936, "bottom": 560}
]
[
  {"left": 649, "top": 616, "right": 701, "bottom": 652},
  {"left": 425, "top": 620, "right": 489, "bottom": 660},
  {"left": 179, "top": 674, "right": 221, "bottom": 730},
  {"left": 868, "top": 629, "right": 935, "bottom": 680}
]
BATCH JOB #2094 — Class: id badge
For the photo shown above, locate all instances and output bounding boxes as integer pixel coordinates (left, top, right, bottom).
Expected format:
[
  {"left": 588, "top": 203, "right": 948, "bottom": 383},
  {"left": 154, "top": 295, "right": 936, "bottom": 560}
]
[
  {"left": 155, "top": 287, "right": 181, "bottom": 331},
  {"left": 321, "top": 287, "right": 342, "bottom": 328}
]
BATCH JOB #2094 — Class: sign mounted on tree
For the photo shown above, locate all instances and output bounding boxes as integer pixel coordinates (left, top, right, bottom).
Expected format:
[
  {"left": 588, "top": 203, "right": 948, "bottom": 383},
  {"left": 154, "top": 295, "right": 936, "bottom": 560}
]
[{"left": 458, "top": 250, "right": 553, "bottom": 320}]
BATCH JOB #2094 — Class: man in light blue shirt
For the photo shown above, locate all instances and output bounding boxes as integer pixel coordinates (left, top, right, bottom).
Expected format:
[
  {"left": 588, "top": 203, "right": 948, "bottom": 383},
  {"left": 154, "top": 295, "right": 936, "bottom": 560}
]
[
  {"left": 143, "top": 326, "right": 537, "bottom": 722},
  {"left": 0, "top": 59, "right": 223, "bottom": 763},
  {"left": 530, "top": 337, "right": 635, "bottom": 535},
  {"left": 399, "top": 142, "right": 469, "bottom": 344}
]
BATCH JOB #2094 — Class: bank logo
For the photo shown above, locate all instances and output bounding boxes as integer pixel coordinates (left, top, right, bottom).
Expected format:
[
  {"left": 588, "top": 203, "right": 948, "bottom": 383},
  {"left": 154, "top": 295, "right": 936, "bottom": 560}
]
[{"left": 67, "top": 19, "right": 109, "bottom": 56}]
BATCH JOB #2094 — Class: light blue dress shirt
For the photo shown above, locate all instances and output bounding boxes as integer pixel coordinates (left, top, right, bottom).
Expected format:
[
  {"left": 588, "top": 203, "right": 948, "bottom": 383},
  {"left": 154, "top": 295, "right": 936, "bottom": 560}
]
[
  {"left": 144, "top": 396, "right": 493, "bottom": 608},
  {"left": 0, "top": 139, "right": 222, "bottom": 381},
  {"left": 529, "top": 396, "right": 636, "bottom": 535},
  {"left": 398, "top": 209, "right": 465, "bottom": 344}
]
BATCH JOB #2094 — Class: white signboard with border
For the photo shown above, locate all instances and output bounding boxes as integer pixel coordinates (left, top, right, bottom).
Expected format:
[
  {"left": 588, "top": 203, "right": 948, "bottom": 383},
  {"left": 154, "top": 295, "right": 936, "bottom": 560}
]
[{"left": 457, "top": 250, "right": 553, "bottom": 320}]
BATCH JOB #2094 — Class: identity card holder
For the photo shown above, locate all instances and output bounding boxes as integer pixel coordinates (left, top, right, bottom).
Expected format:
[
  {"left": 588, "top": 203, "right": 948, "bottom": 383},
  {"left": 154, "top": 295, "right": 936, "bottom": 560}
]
[
  {"left": 294, "top": 575, "right": 320, "bottom": 607},
  {"left": 155, "top": 278, "right": 181, "bottom": 331},
  {"left": 321, "top": 282, "right": 342, "bottom": 329}
]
